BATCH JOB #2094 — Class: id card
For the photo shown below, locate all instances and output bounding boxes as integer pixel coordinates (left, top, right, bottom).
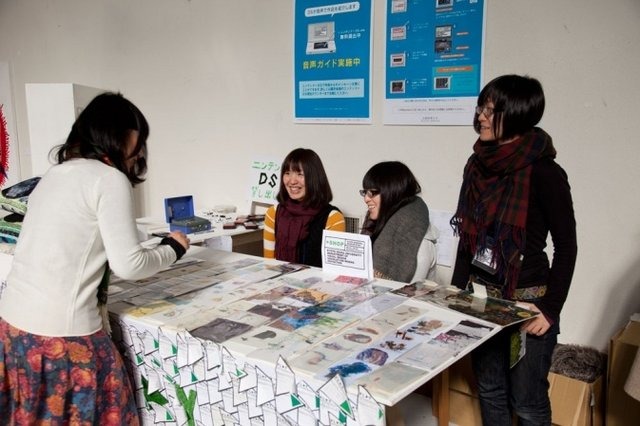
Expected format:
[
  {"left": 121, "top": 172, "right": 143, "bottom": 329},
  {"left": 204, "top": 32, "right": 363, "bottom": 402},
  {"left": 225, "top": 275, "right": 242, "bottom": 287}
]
[{"left": 472, "top": 241, "right": 498, "bottom": 274}]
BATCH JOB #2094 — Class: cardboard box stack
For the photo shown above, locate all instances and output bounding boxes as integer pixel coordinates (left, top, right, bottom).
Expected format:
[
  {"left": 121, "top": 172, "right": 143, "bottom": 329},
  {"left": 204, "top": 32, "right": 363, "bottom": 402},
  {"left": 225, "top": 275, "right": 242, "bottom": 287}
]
[
  {"left": 607, "top": 314, "right": 640, "bottom": 426},
  {"left": 444, "top": 354, "right": 603, "bottom": 426}
]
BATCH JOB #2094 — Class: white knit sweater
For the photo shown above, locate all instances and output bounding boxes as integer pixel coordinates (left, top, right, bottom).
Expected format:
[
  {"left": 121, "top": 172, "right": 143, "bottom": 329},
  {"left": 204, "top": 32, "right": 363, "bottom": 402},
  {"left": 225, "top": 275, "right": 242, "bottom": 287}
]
[{"left": 0, "top": 159, "right": 177, "bottom": 336}]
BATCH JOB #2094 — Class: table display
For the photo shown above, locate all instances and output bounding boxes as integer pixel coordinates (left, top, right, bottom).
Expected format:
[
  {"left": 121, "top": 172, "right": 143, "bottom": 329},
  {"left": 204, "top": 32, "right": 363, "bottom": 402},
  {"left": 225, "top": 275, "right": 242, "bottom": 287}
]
[{"left": 108, "top": 249, "right": 536, "bottom": 425}]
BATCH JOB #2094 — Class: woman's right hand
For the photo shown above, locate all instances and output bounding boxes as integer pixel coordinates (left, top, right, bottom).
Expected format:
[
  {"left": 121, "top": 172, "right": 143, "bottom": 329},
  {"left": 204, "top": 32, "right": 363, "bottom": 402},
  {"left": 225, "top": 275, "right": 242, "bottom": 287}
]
[{"left": 168, "top": 231, "right": 190, "bottom": 251}]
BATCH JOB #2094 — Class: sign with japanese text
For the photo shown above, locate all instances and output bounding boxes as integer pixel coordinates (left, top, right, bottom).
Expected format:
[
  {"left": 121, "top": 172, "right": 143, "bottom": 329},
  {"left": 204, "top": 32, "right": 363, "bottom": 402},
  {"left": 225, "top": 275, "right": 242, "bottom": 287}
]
[
  {"left": 321, "top": 229, "right": 373, "bottom": 279},
  {"left": 249, "top": 158, "right": 280, "bottom": 204},
  {"left": 384, "top": 0, "right": 486, "bottom": 125},
  {"left": 294, "top": 0, "right": 373, "bottom": 123}
]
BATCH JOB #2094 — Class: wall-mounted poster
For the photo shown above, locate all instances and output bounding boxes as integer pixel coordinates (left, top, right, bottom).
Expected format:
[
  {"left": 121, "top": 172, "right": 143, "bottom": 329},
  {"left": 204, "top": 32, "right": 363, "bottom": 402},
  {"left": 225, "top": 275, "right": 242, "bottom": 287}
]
[
  {"left": 294, "top": 1, "right": 373, "bottom": 123},
  {"left": 384, "top": 0, "right": 486, "bottom": 125}
]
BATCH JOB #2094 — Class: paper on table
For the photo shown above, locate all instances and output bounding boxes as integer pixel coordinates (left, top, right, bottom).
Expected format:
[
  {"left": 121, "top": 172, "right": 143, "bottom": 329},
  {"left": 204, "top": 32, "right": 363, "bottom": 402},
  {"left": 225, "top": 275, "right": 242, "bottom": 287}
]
[
  {"left": 318, "top": 373, "right": 354, "bottom": 421},
  {"left": 203, "top": 235, "right": 233, "bottom": 252},
  {"left": 357, "top": 385, "right": 385, "bottom": 426},
  {"left": 430, "top": 209, "right": 456, "bottom": 267},
  {"left": 256, "top": 366, "right": 276, "bottom": 406}
]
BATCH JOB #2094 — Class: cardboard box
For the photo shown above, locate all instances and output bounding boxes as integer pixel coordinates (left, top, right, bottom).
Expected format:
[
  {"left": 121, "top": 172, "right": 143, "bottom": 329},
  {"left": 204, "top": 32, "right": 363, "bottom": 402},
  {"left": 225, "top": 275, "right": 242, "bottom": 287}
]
[
  {"left": 449, "top": 389, "right": 482, "bottom": 426},
  {"left": 606, "top": 318, "right": 640, "bottom": 426},
  {"left": 549, "top": 373, "right": 602, "bottom": 426},
  {"left": 445, "top": 355, "right": 603, "bottom": 426}
]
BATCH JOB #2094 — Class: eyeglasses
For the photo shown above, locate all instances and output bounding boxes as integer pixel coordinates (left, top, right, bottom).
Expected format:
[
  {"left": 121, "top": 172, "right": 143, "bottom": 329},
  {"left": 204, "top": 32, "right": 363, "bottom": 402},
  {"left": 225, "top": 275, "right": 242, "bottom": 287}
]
[
  {"left": 475, "top": 106, "right": 499, "bottom": 118},
  {"left": 359, "top": 189, "right": 380, "bottom": 198}
]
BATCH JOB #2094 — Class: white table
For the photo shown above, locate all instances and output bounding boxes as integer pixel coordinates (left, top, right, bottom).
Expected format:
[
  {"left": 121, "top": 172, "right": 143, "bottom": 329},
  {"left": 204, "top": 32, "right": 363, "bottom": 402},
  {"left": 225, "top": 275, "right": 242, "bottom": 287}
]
[
  {"left": 107, "top": 249, "right": 520, "bottom": 425},
  {"left": 136, "top": 214, "right": 263, "bottom": 256}
]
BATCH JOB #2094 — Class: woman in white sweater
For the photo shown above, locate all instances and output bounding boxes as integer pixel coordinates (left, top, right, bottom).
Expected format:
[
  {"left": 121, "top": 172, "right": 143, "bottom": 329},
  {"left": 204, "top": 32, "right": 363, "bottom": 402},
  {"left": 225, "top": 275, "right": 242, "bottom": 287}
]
[{"left": 0, "top": 93, "right": 189, "bottom": 425}]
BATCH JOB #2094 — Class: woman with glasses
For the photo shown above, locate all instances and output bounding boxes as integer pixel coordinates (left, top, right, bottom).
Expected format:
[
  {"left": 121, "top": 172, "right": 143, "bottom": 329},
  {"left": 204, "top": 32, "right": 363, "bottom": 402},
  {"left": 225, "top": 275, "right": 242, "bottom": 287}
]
[
  {"left": 360, "top": 161, "right": 437, "bottom": 283},
  {"left": 263, "top": 148, "right": 345, "bottom": 267},
  {"left": 0, "top": 93, "right": 190, "bottom": 424},
  {"left": 450, "top": 74, "right": 577, "bottom": 425}
]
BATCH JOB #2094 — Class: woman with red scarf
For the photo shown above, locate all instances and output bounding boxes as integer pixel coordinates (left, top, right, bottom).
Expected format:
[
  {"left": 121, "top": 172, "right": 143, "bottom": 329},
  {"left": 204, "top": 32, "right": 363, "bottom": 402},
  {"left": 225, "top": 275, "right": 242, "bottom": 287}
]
[
  {"left": 263, "top": 148, "right": 345, "bottom": 267},
  {"left": 451, "top": 75, "right": 577, "bottom": 426}
]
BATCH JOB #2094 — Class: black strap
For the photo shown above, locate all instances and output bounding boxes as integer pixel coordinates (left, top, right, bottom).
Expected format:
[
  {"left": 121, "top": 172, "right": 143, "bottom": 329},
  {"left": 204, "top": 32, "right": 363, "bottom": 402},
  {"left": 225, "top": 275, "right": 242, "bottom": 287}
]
[{"left": 160, "top": 236, "right": 186, "bottom": 261}]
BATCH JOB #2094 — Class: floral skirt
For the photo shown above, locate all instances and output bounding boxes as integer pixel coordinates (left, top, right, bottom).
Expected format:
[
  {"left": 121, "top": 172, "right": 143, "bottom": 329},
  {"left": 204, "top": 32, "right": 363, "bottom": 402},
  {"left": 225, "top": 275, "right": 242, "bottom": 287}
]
[{"left": 0, "top": 318, "right": 139, "bottom": 425}]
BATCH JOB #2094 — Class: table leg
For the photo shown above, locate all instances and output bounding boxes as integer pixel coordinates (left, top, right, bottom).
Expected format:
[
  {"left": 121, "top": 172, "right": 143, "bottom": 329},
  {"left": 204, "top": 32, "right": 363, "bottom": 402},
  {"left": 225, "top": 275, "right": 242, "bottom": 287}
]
[
  {"left": 385, "top": 403, "right": 406, "bottom": 426},
  {"left": 432, "top": 368, "right": 450, "bottom": 426}
]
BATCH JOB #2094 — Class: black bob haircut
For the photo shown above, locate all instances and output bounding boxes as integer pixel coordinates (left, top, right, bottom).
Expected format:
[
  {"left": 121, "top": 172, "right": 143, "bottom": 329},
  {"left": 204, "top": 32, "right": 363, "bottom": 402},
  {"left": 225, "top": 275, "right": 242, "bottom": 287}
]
[
  {"left": 361, "top": 161, "right": 421, "bottom": 239},
  {"left": 56, "top": 92, "right": 149, "bottom": 186},
  {"left": 474, "top": 74, "right": 545, "bottom": 142},
  {"left": 276, "top": 148, "right": 333, "bottom": 209}
]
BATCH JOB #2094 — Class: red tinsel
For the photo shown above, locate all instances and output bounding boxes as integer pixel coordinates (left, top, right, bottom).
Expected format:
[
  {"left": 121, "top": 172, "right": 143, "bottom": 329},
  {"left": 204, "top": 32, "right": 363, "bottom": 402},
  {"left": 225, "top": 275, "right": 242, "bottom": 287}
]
[{"left": 0, "top": 105, "right": 9, "bottom": 187}]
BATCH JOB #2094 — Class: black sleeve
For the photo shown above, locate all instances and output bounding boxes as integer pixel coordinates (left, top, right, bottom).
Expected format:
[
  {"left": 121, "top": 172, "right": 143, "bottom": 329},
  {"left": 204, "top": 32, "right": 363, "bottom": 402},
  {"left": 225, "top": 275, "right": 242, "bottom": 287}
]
[
  {"left": 160, "top": 236, "right": 186, "bottom": 261},
  {"left": 533, "top": 159, "right": 578, "bottom": 322},
  {"left": 451, "top": 242, "right": 473, "bottom": 290}
]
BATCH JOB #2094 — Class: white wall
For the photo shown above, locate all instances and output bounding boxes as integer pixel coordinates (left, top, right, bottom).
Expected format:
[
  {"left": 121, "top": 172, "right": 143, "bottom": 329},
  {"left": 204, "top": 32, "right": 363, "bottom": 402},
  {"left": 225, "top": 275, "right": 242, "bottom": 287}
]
[{"left": 1, "top": 0, "right": 639, "bottom": 350}]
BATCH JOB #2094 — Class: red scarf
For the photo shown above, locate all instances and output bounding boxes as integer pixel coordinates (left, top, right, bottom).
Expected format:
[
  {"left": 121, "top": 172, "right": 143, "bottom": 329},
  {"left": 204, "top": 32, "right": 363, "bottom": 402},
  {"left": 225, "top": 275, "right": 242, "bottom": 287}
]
[
  {"left": 451, "top": 127, "right": 556, "bottom": 294},
  {"left": 275, "top": 200, "right": 321, "bottom": 263}
]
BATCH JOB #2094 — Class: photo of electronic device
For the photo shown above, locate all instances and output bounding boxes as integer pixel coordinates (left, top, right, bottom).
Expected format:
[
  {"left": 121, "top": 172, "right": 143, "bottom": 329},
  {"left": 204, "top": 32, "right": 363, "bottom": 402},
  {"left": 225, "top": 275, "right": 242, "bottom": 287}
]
[{"left": 306, "top": 21, "right": 336, "bottom": 55}]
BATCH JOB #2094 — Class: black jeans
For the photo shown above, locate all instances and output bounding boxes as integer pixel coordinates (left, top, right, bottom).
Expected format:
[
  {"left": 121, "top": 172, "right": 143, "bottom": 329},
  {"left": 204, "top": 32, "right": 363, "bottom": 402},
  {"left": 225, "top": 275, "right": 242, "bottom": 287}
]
[{"left": 471, "top": 321, "right": 559, "bottom": 426}]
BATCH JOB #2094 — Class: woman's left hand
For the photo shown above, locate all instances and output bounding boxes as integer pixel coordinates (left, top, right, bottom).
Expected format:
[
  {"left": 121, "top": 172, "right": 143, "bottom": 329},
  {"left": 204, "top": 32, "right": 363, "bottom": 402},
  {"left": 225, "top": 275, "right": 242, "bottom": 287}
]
[{"left": 516, "top": 302, "right": 551, "bottom": 336}]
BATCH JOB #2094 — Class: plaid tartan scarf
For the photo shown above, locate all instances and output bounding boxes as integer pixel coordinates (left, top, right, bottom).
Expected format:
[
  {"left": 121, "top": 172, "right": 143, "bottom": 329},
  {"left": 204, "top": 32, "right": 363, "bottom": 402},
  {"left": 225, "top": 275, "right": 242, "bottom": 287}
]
[{"left": 451, "top": 127, "right": 556, "bottom": 295}]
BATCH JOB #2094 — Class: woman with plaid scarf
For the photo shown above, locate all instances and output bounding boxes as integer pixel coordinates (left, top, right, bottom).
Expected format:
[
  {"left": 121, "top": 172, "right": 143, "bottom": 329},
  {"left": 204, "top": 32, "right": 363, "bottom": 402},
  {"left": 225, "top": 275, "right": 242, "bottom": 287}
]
[{"left": 451, "top": 75, "right": 577, "bottom": 425}]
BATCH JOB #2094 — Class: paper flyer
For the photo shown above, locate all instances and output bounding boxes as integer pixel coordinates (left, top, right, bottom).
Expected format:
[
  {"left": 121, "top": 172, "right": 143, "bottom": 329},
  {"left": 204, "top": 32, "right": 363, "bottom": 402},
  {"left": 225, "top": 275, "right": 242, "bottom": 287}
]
[{"left": 321, "top": 229, "right": 373, "bottom": 280}]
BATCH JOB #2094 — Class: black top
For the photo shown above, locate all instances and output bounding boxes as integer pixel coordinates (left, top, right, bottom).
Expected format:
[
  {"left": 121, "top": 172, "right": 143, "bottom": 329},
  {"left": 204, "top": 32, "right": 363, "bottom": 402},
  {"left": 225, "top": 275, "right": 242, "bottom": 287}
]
[
  {"left": 296, "top": 204, "right": 339, "bottom": 268},
  {"left": 451, "top": 157, "right": 577, "bottom": 323}
]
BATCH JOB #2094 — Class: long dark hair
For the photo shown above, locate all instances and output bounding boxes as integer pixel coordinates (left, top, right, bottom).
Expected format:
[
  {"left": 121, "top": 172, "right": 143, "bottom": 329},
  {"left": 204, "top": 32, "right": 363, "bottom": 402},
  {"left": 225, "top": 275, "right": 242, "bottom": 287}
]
[
  {"left": 474, "top": 74, "right": 545, "bottom": 142},
  {"left": 276, "top": 148, "right": 333, "bottom": 209},
  {"left": 56, "top": 92, "right": 149, "bottom": 185},
  {"left": 361, "top": 161, "right": 421, "bottom": 239}
]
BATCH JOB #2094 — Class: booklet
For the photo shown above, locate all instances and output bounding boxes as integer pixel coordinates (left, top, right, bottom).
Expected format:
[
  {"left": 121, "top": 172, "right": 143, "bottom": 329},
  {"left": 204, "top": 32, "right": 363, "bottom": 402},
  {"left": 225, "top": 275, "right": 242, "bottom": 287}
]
[{"left": 412, "top": 285, "right": 538, "bottom": 327}]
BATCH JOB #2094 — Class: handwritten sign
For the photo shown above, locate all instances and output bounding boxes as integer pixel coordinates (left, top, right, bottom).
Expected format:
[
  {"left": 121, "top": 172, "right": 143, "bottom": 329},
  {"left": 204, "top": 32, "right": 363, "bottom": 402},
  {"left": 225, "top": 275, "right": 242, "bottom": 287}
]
[
  {"left": 249, "top": 158, "right": 280, "bottom": 204},
  {"left": 248, "top": 158, "right": 280, "bottom": 204}
]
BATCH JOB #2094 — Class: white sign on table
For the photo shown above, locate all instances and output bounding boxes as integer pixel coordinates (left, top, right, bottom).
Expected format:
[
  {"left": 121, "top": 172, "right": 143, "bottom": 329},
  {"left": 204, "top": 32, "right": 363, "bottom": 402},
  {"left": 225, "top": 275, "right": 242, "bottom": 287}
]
[{"left": 321, "top": 230, "right": 373, "bottom": 280}]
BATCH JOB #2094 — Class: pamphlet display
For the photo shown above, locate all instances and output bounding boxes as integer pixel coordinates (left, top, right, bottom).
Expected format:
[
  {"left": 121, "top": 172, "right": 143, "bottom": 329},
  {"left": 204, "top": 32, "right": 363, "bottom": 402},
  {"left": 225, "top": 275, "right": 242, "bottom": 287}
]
[{"left": 108, "top": 250, "right": 536, "bottom": 425}]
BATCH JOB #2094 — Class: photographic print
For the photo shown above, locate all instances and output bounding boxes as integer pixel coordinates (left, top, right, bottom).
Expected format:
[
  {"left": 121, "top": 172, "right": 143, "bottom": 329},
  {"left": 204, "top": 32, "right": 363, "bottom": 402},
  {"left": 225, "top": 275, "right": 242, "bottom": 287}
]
[
  {"left": 248, "top": 302, "right": 295, "bottom": 320},
  {"left": 418, "top": 290, "right": 537, "bottom": 326},
  {"left": 391, "top": 280, "right": 439, "bottom": 298},
  {"left": 189, "top": 318, "right": 253, "bottom": 343},
  {"left": 245, "top": 285, "right": 298, "bottom": 302},
  {"left": 269, "top": 310, "right": 321, "bottom": 331},
  {"left": 224, "top": 325, "right": 293, "bottom": 355},
  {"left": 287, "top": 288, "right": 332, "bottom": 306}
]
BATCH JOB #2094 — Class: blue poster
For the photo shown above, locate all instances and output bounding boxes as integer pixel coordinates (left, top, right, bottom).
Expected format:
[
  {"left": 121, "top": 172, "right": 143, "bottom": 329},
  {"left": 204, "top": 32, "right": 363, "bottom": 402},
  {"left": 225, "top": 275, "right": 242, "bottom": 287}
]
[
  {"left": 384, "top": 0, "right": 486, "bottom": 125},
  {"left": 294, "top": 1, "right": 373, "bottom": 123}
]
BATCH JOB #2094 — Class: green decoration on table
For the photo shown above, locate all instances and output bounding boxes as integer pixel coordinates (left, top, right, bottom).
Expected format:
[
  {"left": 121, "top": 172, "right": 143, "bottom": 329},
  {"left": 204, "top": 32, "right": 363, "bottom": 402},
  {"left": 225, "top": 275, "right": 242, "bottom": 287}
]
[
  {"left": 175, "top": 383, "right": 197, "bottom": 426},
  {"left": 141, "top": 376, "right": 169, "bottom": 407}
]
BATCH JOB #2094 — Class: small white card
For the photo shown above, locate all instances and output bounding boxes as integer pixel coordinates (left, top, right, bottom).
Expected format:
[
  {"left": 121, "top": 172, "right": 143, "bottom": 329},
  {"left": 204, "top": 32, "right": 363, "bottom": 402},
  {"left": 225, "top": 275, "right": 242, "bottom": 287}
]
[
  {"left": 321, "top": 230, "right": 373, "bottom": 280},
  {"left": 472, "top": 281, "right": 488, "bottom": 299}
]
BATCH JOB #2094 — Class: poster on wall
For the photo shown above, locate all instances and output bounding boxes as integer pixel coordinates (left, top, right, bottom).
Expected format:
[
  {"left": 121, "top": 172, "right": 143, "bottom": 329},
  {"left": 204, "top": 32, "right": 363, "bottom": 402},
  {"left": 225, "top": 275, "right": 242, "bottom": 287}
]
[
  {"left": 0, "top": 62, "right": 21, "bottom": 187},
  {"left": 294, "top": 0, "right": 373, "bottom": 123},
  {"left": 384, "top": 0, "right": 486, "bottom": 125}
]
